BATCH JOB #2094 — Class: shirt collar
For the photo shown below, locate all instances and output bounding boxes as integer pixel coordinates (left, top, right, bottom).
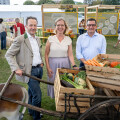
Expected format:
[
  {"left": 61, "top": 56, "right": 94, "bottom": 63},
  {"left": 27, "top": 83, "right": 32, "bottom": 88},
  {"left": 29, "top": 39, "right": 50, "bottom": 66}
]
[
  {"left": 26, "top": 32, "right": 37, "bottom": 39},
  {"left": 85, "top": 31, "right": 98, "bottom": 37}
]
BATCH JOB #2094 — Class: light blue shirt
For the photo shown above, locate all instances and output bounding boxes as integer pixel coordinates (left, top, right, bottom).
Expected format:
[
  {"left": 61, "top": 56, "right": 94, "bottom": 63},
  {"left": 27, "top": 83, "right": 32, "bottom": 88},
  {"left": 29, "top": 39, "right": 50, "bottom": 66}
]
[{"left": 76, "top": 32, "right": 106, "bottom": 60}]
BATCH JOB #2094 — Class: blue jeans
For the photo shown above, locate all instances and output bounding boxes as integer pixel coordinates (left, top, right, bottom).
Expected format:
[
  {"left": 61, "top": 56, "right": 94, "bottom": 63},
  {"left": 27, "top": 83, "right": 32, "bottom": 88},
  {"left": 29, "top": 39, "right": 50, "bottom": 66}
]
[
  {"left": 28, "top": 66, "right": 43, "bottom": 120},
  {"left": 0, "top": 31, "right": 6, "bottom": 49}
]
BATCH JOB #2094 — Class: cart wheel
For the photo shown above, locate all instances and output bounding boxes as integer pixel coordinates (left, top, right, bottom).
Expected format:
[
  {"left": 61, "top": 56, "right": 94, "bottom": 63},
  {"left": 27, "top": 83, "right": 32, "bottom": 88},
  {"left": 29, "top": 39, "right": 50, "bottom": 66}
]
[{"left": 78, "top": 99, "right": 120, "bottom": 120}]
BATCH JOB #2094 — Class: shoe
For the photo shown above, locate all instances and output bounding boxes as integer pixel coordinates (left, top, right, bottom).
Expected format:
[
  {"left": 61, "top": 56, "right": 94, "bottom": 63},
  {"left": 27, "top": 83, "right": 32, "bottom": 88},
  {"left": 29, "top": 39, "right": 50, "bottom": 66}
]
[
  {"left": 28, "top": 112, "right": 43, "bottom": 118},
  {"left": 28, "top": 112, "right": 32, "bottom": 116},
  {"left": 40, "top": 113, "right": 43, "bottom": 118},
  {"left": 3, "top": 48, "right": 7, "bottom": 50}
]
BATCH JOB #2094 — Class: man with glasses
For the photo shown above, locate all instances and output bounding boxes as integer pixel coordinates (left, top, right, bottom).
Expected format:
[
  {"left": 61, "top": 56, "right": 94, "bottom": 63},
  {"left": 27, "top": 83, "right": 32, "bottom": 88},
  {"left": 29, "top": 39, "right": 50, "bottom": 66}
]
[{"left": 76, "top": 18, "right": 106, "bottom": 68}]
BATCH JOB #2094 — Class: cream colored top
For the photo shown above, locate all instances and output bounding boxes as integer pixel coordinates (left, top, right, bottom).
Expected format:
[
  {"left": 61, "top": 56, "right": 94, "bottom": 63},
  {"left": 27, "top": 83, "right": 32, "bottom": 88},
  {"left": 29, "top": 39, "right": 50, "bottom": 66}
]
[
  {"left": 0, "top": 23, "right": 6, "bottom": 33},
  {"left": 48, "top": 35, "right": 72, "bottom": 57}
]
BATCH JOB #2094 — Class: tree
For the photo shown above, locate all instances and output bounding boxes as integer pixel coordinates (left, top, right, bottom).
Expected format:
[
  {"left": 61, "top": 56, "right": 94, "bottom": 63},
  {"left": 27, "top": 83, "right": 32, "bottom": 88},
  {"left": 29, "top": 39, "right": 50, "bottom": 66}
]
[
  {"left": 60, "top": 0, "right": 75, "bottom": 12},
  {"left": 83, "top": 0, "right": 93, "bottom": 5},
  {"left": 61, "top": 0, "right": 75, "bottom": 4},
  {"left": 37, "top": 0, "right": 55, "bottom": 5},
  {"left": 76, "top": 2, "right": 84, "bottom": 12},
  {"left": 92, "top": 0, "right": 102, "bottom": 5},
  {"left": 23, "top": 0, "right": 35, "bottom": 5},
  {"left": 103, "top": 0, "right": 120, "bottom": 5}
]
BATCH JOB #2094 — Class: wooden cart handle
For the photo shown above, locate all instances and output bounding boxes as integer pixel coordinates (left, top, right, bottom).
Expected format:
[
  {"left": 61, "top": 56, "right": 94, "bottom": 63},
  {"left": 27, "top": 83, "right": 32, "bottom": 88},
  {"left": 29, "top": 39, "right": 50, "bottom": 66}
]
[
  {"left": 22, "top": 73, "right": 54, "bottom": 85},
  {"left": 0, "top": 71, "right": 15, "bottom": 99}
]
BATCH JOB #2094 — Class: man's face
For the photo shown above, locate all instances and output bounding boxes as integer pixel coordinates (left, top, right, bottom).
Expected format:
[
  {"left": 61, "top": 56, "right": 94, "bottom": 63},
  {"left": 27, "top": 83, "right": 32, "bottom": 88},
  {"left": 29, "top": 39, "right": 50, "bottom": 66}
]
[
  {"left": 86, "top": 21, "right": 97, "bottom": 34},
  {"left": 26, "top": 19, "right": 37, "bottom": 36}
]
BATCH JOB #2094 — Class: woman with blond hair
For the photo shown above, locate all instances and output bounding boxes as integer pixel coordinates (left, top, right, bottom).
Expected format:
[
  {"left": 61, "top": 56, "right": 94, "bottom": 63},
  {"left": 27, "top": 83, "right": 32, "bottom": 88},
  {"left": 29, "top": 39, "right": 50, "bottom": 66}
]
[{"left": 45, "top": 17, "right": 78, "bottom": 98}]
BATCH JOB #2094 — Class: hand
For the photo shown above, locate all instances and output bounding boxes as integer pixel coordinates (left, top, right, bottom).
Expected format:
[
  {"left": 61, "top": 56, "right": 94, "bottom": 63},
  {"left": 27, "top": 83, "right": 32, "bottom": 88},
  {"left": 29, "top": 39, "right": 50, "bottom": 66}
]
[
  {"left": 15, "top": 69, "right": 23, "bottom": 76},
  {"left": 47, "top": 68, "right": 53, "bottom": 78},
  {"left": 40, "top": 63, "right": 44, "bottom": 67},
  {"left": 73, "top": 67, "right": 79, "bottom": 70}
]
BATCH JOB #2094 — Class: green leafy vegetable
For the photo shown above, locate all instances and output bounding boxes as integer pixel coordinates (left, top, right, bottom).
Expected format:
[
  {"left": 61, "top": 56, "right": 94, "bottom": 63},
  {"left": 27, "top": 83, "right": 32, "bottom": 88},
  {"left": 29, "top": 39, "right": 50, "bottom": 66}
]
[{"left": 114, "top": 64, "right": 120, "bottom": 69}]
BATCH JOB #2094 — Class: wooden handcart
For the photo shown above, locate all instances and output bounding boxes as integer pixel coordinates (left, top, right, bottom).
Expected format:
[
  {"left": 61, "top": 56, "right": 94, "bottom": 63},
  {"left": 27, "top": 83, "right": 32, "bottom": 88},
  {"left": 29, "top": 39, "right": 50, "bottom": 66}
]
[{"left": 1, "top": 67, "right": 120, "bottom": 120}]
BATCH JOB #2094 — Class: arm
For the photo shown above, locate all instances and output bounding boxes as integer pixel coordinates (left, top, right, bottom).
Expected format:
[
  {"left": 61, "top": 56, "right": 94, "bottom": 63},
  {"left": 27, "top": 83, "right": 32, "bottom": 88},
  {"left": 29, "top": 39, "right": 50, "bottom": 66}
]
[
  {"left": 79, "top": 22, "right": 82, "bottom": 27},
  {"left": 76, "top": 36, "right": 84, "bottom": 60},
  {"left": 5, "top": 28, "right": 7, "bottom": 36},
  {"left": 68, "top": 44, "right": 79, "bottom": 69},
  {"left": 23, "top": 24, "right": 25, "bottom": 33},
  {"left": 45, "top": 40, "right": 53, "bottom": 78},
  {"left": 101, "top": 36, "right": 107, "bottom": 54},
  {"left": 14, "top": 25, "right": 18, "bottom": 37},
  {"left": 5, "top": 37, "right": 23, "bottom": 76}
]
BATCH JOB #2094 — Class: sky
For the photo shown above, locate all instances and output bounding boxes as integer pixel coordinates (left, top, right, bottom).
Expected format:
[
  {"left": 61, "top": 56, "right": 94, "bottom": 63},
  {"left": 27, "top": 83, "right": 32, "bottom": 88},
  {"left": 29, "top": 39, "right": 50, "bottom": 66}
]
[{"left": 10, "top": 0, "right": 83, "bottom": 5}]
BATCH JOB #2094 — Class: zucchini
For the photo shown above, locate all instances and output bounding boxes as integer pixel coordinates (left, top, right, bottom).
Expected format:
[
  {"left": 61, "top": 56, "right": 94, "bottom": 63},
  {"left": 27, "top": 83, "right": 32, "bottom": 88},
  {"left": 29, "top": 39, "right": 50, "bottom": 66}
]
[{"left": 61, "top": 75, "right": 84, "bottom": 89}]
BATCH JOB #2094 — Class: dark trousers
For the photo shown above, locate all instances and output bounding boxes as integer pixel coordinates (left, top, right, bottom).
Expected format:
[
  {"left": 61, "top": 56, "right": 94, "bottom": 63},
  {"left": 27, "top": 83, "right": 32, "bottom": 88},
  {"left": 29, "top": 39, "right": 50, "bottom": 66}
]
[
  {"left": 79, "top": 29, "right": 84, "bottom": 35},
  {"left": 0, "top": 31, "right": 6, "bottom": 49},
  {"left": 80, "top": 61, "right": 84, "bottom": 68},
  {"left": 28, "top": 66, "right": 43, "bottom": 120}
]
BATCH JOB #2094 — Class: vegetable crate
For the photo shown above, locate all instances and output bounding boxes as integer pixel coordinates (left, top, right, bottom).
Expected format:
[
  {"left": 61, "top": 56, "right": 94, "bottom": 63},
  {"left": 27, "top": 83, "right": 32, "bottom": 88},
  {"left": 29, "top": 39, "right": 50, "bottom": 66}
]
[
  {"left": 54, "top": 68, "right": 95, "bottom": 113},
  {"left": 85, "top": 54, "right": 120, "bottom": 91}
]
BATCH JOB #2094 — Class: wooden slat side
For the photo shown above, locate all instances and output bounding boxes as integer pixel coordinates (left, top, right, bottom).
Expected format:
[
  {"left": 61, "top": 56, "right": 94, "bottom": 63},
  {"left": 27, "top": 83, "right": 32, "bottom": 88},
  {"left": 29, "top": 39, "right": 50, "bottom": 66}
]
[
  {"left": 86, "top": 71, "right": 120, "bottom": 80},
  {"left": 59, "top": 68, "right": 79, "bottom": 75},
  {"left": 85, "top": 65, "right": 120, "bottom": 74},
  {"left": 103, "top": 88, "right": 116, "bottom": 96},
  {"left": 59, "top": 85, "right": 94, "bottom": 95},
  {"left": 59, "top": 93, "right": 90, "bottom": 101},
  {"left": 56, "top": 105, "right": 89, "bottom": 113},
  {"left": 91, "top": 81, "right": 120, "bottom": 91},
  {"left": 86, "top": 77, "right": 95, "bottom": 93},
  {"left": 103, "top": 88, "right": 120, "bottom": 111},
  {"left": 57, "top": 100, "right": 90, "bottom": 107},
  {"left": 107, "top": 54, "right": 120, "bottom": 59},
  {"left": 88, "top": 76, "right": 120, "bottom": 86}
]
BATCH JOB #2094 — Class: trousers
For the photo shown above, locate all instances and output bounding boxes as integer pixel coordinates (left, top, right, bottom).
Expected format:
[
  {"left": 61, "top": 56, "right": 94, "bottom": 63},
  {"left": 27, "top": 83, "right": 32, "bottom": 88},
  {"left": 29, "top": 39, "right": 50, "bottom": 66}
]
[
  {"left": 0, "top": 31, "right": 6, "bottom": 49},
  {"left": 28, "top": 66, "right": 43, "bottom": 120}
]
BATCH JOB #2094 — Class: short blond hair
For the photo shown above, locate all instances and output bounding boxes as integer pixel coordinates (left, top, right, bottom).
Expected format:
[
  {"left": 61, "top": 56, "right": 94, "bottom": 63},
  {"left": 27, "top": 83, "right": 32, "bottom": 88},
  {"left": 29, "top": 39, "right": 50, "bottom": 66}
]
[{"left": 54, "top": 17, "right": 68, "bottom": 34}]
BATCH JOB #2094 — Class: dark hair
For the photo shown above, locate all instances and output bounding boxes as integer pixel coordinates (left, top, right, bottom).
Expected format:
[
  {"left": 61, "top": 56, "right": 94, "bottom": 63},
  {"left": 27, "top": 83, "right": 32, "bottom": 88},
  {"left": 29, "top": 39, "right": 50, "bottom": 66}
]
[
  {"left": 87, "top": 18, "right": 96, "bottom": 24},
  {"left": 0, "top": 18, "right": 3, "bottom": 24},
  {"left": 26, "top": 16, "right": 38, "bottom": 25}
]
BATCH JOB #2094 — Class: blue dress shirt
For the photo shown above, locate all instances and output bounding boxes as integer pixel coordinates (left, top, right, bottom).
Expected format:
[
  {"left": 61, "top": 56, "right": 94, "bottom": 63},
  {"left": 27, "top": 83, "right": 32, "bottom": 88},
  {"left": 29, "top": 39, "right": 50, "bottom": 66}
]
[{"left": 76, "top": 32, "right": 106, "bottom": 61}]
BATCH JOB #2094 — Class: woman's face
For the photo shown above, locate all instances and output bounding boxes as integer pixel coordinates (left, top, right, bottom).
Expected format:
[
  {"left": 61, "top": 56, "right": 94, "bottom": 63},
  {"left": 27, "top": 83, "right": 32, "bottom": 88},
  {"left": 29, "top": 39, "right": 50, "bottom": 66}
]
[{"left": 55, "top": 20, "right": 66, "bottom": 34}]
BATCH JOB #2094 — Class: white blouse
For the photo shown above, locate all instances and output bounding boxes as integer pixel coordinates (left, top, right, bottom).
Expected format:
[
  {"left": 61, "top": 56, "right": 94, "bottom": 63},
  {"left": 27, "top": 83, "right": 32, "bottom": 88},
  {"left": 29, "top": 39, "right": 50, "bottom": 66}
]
[{"left": 48, "top": 35, "right": 72, "bottom": 57}]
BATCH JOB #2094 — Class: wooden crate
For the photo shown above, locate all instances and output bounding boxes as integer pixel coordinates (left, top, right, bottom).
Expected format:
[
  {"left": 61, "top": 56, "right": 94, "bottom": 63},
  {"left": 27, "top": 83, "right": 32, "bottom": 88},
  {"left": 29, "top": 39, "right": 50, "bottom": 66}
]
[
  {"left": 103, "top": 88, "right": 120, "bottom": 111},
  {"left": 85, "top": 54, "right": 120, "bottom": 91},
  {"left": 54, "top": 68, "right": 95, "bottom": 113}
]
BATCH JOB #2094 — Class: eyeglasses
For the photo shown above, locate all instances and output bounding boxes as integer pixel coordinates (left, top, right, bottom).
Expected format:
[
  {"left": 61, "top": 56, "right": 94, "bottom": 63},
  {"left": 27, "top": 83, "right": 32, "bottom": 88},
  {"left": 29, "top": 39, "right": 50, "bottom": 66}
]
[
  {"left": 56, "top": 24, "right": 65, "bottom": 27},
  {"left": 87, "top": 24, "right": 96, "bottom": 27}
]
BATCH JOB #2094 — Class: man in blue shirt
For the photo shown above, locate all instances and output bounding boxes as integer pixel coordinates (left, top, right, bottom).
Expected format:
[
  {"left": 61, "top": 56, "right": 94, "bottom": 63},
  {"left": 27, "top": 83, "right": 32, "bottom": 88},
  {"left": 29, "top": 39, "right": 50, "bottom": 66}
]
[{"left": 76, "top": 18, "right": 106, "bottom": 67}]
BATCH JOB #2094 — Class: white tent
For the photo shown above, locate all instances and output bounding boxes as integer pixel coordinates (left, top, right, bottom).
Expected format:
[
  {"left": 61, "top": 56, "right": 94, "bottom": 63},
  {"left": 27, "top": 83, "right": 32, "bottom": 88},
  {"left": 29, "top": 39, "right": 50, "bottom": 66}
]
[
  {"left": 0, "top": 5, "right": 42, "bottom": 26},
  {"left": 0, "top": 5, "right": 64, "bottom": 26}
]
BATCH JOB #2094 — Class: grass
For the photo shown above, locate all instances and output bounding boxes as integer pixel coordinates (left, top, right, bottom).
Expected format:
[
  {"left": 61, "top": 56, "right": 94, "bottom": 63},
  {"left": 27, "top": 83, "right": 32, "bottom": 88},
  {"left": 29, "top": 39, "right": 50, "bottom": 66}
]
[{"left": 0, "top": 36, "right": 120, "bottom": 120}]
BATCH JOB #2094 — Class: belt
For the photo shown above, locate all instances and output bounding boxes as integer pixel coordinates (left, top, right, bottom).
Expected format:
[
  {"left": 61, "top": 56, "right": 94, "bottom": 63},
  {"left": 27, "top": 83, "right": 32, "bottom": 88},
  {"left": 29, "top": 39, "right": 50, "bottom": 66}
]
[{"left": 32, "top": 64, "right": 41, "bottom": 68}]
